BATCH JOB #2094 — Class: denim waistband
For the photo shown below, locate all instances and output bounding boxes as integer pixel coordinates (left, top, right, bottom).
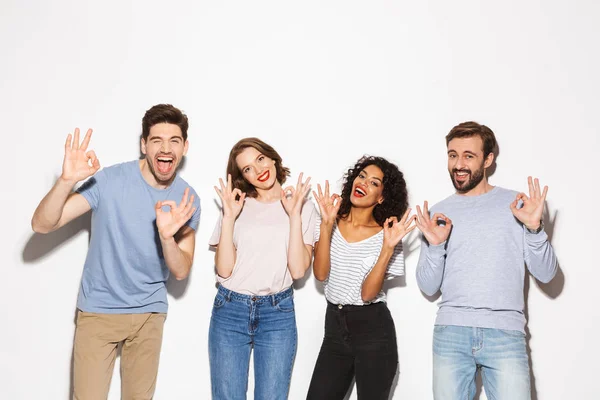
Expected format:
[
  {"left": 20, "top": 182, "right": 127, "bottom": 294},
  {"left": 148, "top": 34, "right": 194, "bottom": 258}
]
[
  {"left": 326, "top": 300, "right": 385, "bottom": 312},
  {"left": 217, "top": 284, "right": 293, "bottom": 306}
]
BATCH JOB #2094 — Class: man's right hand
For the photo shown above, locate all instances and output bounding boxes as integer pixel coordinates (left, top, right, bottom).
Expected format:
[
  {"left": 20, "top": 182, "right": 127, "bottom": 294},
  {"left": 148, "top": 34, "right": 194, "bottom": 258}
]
[
  {"left": 61, "top": 128, "right": 100, "bottom": 184},
  {"left": 415, "top": 201, "right": 452, "bottom": 246}
]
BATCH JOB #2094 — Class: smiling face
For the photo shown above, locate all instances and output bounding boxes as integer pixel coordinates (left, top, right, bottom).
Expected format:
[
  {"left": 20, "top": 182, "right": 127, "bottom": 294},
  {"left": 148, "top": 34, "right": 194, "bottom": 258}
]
[
  {"left": 447, "top": 136, "right": 493, "bottom": 194},
  {"left": 350, "top": 164, "right": 385, "bottom": 207},
  {"left": 235, "top": 146, "right": 278, "bottom": 191},
  {"left": 141, "top": 122, "right": 188, "bottom": 185}
]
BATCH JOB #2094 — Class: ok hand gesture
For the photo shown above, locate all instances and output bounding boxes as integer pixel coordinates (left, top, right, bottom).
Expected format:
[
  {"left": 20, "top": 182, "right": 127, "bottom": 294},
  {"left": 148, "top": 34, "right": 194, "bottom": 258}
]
[
  {"left": 312, "top": 180, "right": 341, "bottom": 227},
  {"left": 61, "top": 128, "right": 100, "bottom": 183},
  {"left": 155, "top": 188, "right": 196, "bottom": 240},
  {"left": 415, "top": 201, "right": 452, "bottom": 246},
  {"left": 383, "top": 208, "right": 417, "bottom": 250},
  {"left": 281, "top": 173, "right": 311, "bottom": 217},
  {"left": 510, "top": 176, "right": 548, "bottom": 231},
  {"left": 214, "top": 174, "right": 246, "bottom": 219}
]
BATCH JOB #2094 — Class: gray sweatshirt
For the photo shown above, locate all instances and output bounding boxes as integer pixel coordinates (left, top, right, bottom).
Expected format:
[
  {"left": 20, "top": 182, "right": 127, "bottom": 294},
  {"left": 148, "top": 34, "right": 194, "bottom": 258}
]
[{"left": 416, "top": 186, "right": 557, "bottom": 333}]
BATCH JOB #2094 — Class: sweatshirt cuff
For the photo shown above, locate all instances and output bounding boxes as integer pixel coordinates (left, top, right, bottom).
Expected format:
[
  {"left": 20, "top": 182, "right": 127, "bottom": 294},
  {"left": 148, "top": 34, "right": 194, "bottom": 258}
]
[
  {"left": 428, "top": 242, "right": 447, "bottom": 257},
  {"left": 524, "top": 227, "right": 548, "bottom": 242}
]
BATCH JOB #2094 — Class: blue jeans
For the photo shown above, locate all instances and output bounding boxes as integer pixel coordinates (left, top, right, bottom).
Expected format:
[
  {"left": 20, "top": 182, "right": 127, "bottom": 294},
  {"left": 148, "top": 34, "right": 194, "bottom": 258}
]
[
  {"left": 209, "top": 285, "right": 297, "bottom": 400},
  {"left": 433, "top": 325, "right": 530, "bottom": 400}
]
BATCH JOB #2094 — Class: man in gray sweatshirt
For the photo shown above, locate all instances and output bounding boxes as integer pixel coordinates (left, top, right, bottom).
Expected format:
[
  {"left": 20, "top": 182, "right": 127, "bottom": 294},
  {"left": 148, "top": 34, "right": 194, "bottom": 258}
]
[{"left": 415, "top": 121, "right": 557, "bottom": 400}]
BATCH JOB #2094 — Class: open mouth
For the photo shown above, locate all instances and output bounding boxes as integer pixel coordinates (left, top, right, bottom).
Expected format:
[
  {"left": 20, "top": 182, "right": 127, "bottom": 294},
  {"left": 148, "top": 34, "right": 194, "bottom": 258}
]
[
  {"left": 156, "top": 155, "right": 175, "bottom": 174},
  {"left": 257, "top": 170, "right": 270, "bottom": 182},
  {"left": 453, "top": 170, "right": 470, "bottom": 182},
  {"left": 353, "top": 187, "right": 366, "bottom": 198}
]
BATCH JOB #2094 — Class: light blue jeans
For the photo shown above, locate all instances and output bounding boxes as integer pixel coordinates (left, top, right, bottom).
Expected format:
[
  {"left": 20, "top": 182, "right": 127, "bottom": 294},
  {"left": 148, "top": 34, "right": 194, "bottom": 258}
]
[
  {"left": 208, "top": 285, "right": 297, "bottom": 400},
  {"left": 433, "top": 325, "right": 531, "bottom": 400}
]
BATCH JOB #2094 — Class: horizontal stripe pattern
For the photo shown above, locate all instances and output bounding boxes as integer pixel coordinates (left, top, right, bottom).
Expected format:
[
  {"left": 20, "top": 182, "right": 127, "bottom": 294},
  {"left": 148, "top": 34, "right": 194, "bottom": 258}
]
[{"left": 315, "top": 214, "right": 404, "bottom": 305}]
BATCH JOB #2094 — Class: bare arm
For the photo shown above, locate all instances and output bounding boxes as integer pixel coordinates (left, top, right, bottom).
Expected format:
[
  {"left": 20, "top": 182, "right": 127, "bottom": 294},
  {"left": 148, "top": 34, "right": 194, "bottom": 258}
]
[
  {"left": 362, "top": 211, "right": 415, "bottom": 302},
  {"left": 286, "top": 214, "right": 314, "bottom": 280},
  {"left": 155, "top": 188, "right": 198, "bottom": 280},
  {"left": 31, "top": 128, "right": 99, "bottom": 233},
  {"left": 311, "top": 181, "right": 341, "bottom": 281},
  {"left": 313, "top": 223, "right": 333, "bottom": 281},
  {"left": 281, "top": 173, "right": 314, "bottom": 280},
  {"left": 213, "top": 175, "right": 245, "bottom": 279},
  {"left": 161, "top": 225, "right": 197, "bottom": 280},
  {"left": 214, "top": 216, "right": 237, "bottom": 278},
  {"left": 32, "top": 182, "right": 91, "bottom": 233},
  {"left": 362, "top": 250, "right": 395, "bottom": 302}
]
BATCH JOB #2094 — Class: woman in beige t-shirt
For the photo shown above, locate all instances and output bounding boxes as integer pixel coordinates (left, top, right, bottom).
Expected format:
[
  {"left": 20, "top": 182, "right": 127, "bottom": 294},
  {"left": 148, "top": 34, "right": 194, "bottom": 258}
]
[{"left": 208, "top": 137, "right": 317, "bottom": 399}]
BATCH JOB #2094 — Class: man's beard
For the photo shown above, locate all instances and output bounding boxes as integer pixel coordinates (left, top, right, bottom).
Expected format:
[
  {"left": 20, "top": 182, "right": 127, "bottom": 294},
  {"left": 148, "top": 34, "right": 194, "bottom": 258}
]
[{"left": 450, "top": 162, "right": 485, "bottom": 193}]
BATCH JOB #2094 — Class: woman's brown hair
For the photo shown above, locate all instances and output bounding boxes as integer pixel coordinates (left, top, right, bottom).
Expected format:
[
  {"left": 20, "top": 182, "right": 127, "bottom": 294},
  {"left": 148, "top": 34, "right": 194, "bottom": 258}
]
[{"left": 226, "top": 137, "right": 290, "bottom": 197}]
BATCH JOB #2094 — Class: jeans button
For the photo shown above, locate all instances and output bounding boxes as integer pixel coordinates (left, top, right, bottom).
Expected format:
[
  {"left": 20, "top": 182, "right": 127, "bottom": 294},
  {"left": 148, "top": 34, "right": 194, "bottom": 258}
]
[
  {"left": 338, "top": 304, "right": 343, "bottom": 309},
  {"left": 251, "top": 296, "right": 257, "bottom": 301}
]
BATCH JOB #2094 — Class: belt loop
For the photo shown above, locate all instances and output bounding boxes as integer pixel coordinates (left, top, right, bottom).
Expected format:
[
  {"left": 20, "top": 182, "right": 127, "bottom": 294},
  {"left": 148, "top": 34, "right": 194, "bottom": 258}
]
[{"left": 271, "top": 294, "right": 276, "bottom": 306}]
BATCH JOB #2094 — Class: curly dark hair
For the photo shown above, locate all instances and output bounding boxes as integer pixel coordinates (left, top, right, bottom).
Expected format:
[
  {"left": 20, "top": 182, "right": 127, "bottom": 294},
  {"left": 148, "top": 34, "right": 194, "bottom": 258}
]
[{"left": 337, "top": 156, "right": 409, "bottom": 226}]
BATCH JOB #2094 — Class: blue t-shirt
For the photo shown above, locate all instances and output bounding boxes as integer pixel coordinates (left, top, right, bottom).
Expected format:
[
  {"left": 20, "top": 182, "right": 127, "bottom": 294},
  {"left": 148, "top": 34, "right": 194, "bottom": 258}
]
[{"left": 76, "top": 160, "right": 201, "bottom": 313}]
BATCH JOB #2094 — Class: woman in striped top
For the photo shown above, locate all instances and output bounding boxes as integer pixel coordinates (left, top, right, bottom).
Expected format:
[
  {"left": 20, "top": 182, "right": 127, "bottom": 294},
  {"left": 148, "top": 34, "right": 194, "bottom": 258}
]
[{"left": 306, "top": 156, "right": 415, "bottom": 400}]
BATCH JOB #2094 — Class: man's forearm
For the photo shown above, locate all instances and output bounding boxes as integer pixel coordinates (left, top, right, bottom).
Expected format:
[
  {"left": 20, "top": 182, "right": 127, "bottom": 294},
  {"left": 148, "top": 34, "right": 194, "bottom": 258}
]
[
  {"left": 525, "top": 229, "right": 557, "bottom": 283},
  {"left": 32, "top": 177, "right": 77, "bottom": 233},
  {"left": 161, "top": 237, "right": 193, "bottom": 280},
  {"left": 415, "top": 242, "right": 447, "bottom": 296}
]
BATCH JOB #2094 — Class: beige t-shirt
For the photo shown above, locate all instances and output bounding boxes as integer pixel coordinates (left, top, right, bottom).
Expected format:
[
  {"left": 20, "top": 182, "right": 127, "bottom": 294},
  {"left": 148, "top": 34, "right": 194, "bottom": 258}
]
[{"left": 209, "top": 198, "right": 317, "bottom": 295}]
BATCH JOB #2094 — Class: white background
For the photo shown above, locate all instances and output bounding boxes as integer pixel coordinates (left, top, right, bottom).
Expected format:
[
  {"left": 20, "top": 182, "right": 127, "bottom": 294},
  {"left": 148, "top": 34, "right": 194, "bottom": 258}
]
[{"left": 2, "top": 1, "right": 598, "bottom": 399}]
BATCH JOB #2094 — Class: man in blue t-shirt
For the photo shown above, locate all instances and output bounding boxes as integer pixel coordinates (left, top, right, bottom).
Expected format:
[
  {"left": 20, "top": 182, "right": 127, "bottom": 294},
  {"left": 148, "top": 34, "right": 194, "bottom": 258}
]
[
  {"left": 31, "top": 104, "right": 201, "bottom": 399},
  {"left": 415, "top": 121, "right": 557, "bottom": 400}
]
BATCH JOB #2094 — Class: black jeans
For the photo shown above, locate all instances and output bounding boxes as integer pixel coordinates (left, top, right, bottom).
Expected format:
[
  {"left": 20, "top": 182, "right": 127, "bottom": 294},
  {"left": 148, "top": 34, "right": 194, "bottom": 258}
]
[{"left": 306, "top": 301, "right": 399, "bottom": 400}]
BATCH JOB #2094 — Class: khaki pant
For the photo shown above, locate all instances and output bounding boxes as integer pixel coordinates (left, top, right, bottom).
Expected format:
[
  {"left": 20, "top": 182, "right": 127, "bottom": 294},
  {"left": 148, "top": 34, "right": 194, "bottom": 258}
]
[{"left": 73, "top": 311, "right": 166, "bottom": 400}]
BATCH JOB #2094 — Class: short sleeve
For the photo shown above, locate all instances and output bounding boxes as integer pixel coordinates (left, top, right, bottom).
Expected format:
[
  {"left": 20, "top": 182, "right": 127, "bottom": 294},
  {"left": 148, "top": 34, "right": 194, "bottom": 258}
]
[
  {"left": 76, "top": 169, "right": 106, "bottom": 210},
  {"left": 313, "top": 212, "right": 322, "bottom": 244},
  {"left": 301, "top": 201, "right": 318, "bottom": 246},
  {"left": 208, "top": 212, "right": 223, "bottom": 247},
  {"left": 185, "top": 189, "right": 202, "bottom": 231},
  {"left": 385, "top": 242, "right": 405, "bottom": 279}
]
